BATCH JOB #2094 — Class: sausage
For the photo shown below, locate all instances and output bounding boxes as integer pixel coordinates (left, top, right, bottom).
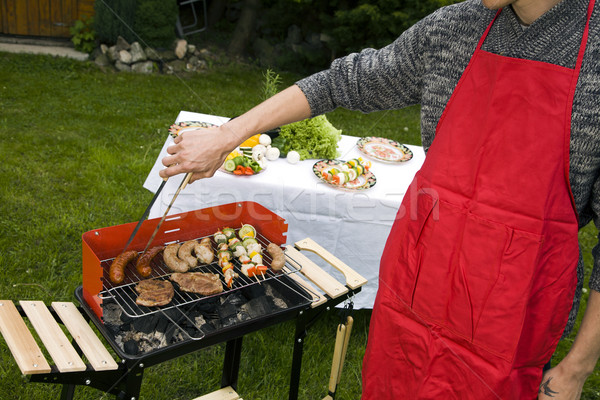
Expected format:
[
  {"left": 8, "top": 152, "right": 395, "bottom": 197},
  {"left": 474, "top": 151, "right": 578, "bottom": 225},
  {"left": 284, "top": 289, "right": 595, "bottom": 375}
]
[
  {"left": 178, "top": 240, "right": 198, "bottom": 268},
  {"left": 267, "top": 243, "right": 285, "bottom": 271},
  {"left": 135, "top": 246, "right": 163, "bottom": 277},
  {"left": 109, "top": 250, "right": 139, "bottom": 284},
  {"left": 164, "top": 243, "right": 190, "bottom": 273},
  {"left": 195, "top": 243, "right": 214, "bottom": 264}
]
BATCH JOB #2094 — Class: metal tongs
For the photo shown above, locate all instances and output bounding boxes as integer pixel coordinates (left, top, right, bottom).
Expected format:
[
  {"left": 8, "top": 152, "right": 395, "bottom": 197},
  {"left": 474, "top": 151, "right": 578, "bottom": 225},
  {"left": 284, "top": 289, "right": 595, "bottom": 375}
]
[{"left": 122, "top": 123, "right": 201, "bottom": 254}]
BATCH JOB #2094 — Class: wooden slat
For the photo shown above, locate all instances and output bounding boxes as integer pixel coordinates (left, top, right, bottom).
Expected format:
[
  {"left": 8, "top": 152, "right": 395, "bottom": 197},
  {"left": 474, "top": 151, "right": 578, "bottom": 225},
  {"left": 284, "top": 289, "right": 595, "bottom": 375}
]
[
  {"left": 51, "top": 302, "right": 118, "bottom": 371},
  {"left": 38, "top": 0, "right": 51, "bottom": 36},
  {"left": 26, "top": 0, "right": 40, "bottom": 36},
  {"left": 0, "top": 300, "right": 51, "bottom": 375},
  {"left": 192, "top": 386, "right": 241, "bottom": 400},
  {"left": 295, "top": 238, "right": 368, "bottom": 289},
  {"left": 4, "top": 0, "right": 17, "bottom": 35},
  {"left": 284, "top": 246, "right": 348, "bottom": 299},
  {"left": 20, "top": 301, "right": 86, "bottom": 373},
  {"left": 13, "top": 0, "right": 27, "bottom": 35}
]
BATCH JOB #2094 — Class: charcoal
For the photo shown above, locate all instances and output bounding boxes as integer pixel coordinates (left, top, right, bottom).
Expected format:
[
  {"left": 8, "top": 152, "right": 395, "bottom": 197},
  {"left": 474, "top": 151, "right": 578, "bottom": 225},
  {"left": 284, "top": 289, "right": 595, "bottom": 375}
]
[
  {"left": 193, "top": 297, "right": 219, "bottom": 313},
  {"left": 242, "top": 296, "right": 271, "bottom": 319},
  {"left": 105, "top": 323, "right": 121, "bottom": 336},
  {"left": 218, "top": 301, "right": 238, "bottom": 320},
  {"left": 155, "top": 316, "right": 170, "bottom": 334},
  {"left": 132, "top": 316, "right": 159, "bottom": 334},
  {"left": 124, "top": 339, "right": 139, "bottom": 355},
  {"left": 120, "top": 312, "right": 134, "bottom": 325},
  {"left": 241, "top": 284, "right": 266, "bottom": 300}
]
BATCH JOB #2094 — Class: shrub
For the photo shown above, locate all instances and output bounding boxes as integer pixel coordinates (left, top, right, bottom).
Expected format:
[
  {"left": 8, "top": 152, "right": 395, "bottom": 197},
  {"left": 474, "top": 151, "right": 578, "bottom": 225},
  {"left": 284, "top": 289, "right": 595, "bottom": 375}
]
[
  {"left": 94, "top": 0, "right": 137, "bottom": 45},
  {"left": 70, "top": 15, "right": 96, "bottom": 54},
  {"left": 134, "top": 0, "right": 178, "bottom": 48}
]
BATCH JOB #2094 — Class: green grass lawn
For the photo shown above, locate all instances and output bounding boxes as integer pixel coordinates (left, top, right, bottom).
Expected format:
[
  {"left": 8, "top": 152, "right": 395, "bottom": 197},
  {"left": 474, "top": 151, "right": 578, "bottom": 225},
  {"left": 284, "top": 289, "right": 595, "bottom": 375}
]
[{"left": 0, "top": 51, "right": 598, "bottom": 399}]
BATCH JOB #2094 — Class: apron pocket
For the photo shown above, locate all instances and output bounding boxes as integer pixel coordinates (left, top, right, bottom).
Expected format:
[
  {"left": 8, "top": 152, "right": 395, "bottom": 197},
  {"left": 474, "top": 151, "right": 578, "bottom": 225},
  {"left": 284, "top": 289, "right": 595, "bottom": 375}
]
[{"left": 409, "top": 200, "right": 543, "bottom": 361}]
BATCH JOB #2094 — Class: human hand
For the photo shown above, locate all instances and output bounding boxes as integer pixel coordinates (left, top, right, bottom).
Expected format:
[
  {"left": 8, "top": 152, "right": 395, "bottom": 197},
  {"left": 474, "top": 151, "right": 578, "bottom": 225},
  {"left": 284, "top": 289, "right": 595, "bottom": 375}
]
[
  {"left": 537, "top": 363, "right": 586, "bottom": 400},
  {"left": 159, "top": 124, "right": 241, "bottom": 183}
]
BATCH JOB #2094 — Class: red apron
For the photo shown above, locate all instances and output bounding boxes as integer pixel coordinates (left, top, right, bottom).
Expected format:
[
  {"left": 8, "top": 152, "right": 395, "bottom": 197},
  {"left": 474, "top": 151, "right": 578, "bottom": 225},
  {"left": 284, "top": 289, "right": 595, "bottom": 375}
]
[{"left": 362, "top": 2, "right": 595, "bottom": 399}]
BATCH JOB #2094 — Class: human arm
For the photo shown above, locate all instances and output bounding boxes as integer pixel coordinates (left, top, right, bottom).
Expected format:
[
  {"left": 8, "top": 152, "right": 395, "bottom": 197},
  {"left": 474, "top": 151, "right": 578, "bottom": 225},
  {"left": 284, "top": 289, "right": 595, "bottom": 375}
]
[
  {"left": 538, "top": 288, "right": 600, "bottom": 399},
  {"left": 159, "top": 84, "right": 311, "bottom": 182}
]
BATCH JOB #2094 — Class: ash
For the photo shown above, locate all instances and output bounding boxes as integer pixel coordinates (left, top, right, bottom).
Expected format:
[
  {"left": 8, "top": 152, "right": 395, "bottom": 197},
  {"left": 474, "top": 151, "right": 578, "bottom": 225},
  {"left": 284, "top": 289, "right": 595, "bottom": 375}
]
[{"left": 102, "top": 280, "right": 299, "bottom": 356}]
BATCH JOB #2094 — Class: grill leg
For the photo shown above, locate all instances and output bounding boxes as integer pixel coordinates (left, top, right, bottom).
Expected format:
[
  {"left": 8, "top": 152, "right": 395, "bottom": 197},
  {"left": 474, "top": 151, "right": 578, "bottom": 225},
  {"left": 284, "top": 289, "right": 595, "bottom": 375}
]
[
  {"left": 60, "top": 384, "right": 76, "bottom": 400},
  {"left": 221, "top": 337, "right": 243, "bottom": 390},
  {"left": 289, "top": 316, "right": 308, "bottom": 400}
]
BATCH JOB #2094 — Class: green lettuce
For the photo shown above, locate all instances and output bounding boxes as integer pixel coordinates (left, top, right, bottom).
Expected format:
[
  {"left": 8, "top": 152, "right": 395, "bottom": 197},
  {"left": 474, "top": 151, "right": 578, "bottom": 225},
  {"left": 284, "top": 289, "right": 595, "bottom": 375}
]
[{"left": 273, "top": 115, "right": 342, "bottom": 160}]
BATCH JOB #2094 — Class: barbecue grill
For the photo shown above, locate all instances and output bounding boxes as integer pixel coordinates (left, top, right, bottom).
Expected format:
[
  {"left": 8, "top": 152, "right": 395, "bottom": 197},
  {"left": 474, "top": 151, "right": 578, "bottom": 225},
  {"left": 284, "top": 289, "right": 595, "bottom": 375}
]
[{"left": 0, "top": 201, "right": 367, "bottom": 399}]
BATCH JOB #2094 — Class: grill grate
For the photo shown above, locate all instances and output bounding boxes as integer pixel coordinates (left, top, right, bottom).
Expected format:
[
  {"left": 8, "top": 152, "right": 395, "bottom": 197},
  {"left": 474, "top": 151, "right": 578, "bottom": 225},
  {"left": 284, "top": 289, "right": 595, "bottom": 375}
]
[{"left": 98, "top": 231, "right": 315, "bottom": 320}]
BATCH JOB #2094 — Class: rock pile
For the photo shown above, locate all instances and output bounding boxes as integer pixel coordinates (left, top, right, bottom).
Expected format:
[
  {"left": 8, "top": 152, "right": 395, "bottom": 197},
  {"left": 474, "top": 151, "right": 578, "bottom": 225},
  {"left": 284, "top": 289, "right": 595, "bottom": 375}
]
[{"left": 93, "top": 36, "right": 216, "bottom": 74}]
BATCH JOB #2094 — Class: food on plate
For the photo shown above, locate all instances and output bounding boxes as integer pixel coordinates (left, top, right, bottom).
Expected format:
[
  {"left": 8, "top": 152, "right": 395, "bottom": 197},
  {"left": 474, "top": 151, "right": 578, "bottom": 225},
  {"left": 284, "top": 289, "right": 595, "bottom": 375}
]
[
  {"left": 135, "top": 246, "right": 163, "bottom": 278},
  {"left": 267, "top": 243, "right": 285, "bottom": 271},
  {"left": 223, "top": 153, "right": 264, "bottom": 175},
  {"left": 135, "top": 279, "right": 174, "bottom": 307},
  {"left": 239, "top": 134, "right": 260, "bottom": 148},
  {"left": 287, "top": 150, "right": 300, "bottom": 164},
  {"left": 178, "top": 240, "right": 198, "bottom": 268},
  {"left": 170, "top": 272, "right": 223, "bottom": 295},
  {"left": 321, "top": 158, "right": 371, "bottom": 185},
  {"left": 164, "top": 243, "right": 190, "bottom": 273},
  {"left": 194, "top": 241, "right": 214, "bottom": 264},
  {"left": 109, "top": 250, "right": 139, "bottom": 284}
]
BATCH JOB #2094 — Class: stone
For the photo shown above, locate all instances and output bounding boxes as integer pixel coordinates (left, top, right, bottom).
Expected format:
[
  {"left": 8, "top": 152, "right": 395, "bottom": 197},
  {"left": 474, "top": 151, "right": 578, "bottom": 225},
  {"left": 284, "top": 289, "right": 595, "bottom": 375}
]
[
  {"left": 145, "top": 46, "right": 161, "bottom": 61},
  {"left": 118, "top": 49, "right": 132, "bottom": 64},
  {"left": 130, "top": 42, "right": 147, "bottom": 63},
  {"left": 174, "top": 39, "right": 188, "bottom": 59},
  {"left": 115, "top": 61, "right": 131, "bottom": 72},
  {"left": 100, "top": 44, "right": 108, "bottom": 54},
  {"left": 165, "top": 59, "right": 186, "bottom": 74},
  {"left": 132, "top": 61, "right": 155, "bottom": 74},
  {"left": 106, "top": 46, "right": 118, "bottom": 63},
  {"left": 115, "top": 36, "right": 131, "bottom": 52},
  {"left": 94, "top": 52, "right": 110, "bottom": 67},
  {"left": 156, "top": 49, "right": 177, "bottom": 62},
  {"left": 187, "top": 44, "right": 196, "bottom": 54}
]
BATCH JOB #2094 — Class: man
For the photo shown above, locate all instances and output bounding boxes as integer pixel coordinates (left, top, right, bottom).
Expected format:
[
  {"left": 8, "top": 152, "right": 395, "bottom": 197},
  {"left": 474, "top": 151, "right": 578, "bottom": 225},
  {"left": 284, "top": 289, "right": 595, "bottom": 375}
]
[{"left": 160, "top": 0, "right": 599, "bottom": 398}]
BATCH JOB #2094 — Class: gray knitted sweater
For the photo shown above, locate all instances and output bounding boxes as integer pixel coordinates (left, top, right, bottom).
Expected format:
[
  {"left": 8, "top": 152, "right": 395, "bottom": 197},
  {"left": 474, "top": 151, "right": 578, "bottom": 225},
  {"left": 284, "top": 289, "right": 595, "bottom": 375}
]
[{"left": 296, "top": 0, "right": 600, "bottom": 336}]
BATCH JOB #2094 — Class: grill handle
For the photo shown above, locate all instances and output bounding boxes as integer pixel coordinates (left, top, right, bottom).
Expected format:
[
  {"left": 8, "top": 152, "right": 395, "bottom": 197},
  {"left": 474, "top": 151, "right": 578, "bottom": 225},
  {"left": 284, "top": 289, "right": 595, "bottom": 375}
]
[{"left": 294, "top": 238, "right": 367, "bottom": 290}]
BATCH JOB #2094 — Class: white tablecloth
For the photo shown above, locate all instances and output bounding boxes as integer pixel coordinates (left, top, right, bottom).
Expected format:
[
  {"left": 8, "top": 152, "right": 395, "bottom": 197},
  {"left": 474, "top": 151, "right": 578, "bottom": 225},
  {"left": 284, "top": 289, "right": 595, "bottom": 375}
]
[{"left": 143, "top": 111, "right": 425, "bottom": 308}]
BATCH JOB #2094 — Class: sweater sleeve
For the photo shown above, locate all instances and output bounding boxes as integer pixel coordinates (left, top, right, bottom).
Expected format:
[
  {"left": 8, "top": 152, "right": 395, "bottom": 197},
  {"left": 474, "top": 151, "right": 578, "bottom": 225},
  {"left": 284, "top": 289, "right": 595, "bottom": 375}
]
[
  {"left": 589, "top": 177, "right": 600, "bottom": 292},
  {"left": 295, "top": 14, "right": 430, "bottom": 117}
]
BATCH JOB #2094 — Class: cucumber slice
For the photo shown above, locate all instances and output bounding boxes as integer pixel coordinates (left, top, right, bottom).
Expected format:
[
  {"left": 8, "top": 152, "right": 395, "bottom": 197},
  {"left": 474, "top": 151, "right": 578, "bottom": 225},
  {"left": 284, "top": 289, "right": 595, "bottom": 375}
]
[{"left": 224, "top": 159, "right": 236, "bottom": 172}]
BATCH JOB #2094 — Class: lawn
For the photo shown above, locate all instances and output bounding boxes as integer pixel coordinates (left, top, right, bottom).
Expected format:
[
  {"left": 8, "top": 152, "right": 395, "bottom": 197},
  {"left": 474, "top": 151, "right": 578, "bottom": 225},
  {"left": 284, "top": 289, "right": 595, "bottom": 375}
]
[{"left": 0, "top": 51, "right": 598, "bottom": 399}]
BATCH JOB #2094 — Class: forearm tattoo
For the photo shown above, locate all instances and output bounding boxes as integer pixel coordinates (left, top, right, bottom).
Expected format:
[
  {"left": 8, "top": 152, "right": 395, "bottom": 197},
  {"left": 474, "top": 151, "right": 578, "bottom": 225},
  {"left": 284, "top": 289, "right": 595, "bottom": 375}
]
[{"left": 539, "top": 377, "right": 559, "bottom": 397}]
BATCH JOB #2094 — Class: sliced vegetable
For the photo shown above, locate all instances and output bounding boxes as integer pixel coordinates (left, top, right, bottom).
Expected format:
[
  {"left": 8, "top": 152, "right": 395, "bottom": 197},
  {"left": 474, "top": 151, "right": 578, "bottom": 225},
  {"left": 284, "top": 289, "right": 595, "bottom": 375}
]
[{"left": 224, "top": 159, "right": 236, "bottom": 172}]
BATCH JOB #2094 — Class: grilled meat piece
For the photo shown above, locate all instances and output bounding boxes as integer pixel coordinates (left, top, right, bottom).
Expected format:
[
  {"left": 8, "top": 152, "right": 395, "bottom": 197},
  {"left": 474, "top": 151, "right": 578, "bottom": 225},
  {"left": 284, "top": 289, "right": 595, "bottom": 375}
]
[
  {"left": 178, "top": 240, "right": 198, "bottom": 268},
  {"left": 164, "top": 243, "right": 189, "bottom": 273},
  {"left": 135, "top": 279, "right": 174, "bottom": 307},
  {"left": 170, "top": 272, "right": 223, "bottom": 295}
]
